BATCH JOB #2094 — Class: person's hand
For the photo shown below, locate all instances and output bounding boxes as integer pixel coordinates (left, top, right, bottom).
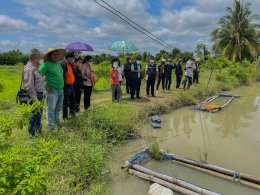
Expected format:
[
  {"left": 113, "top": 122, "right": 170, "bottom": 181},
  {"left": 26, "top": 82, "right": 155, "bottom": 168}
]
[{"left": 45, "top": 87, "right": 53, "bottom": 93}]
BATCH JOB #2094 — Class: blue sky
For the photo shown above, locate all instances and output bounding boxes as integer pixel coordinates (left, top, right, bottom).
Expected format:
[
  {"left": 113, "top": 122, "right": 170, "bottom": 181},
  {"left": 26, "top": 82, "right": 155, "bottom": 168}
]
[{"left": 0, "top": 0, "right": 259, "bottom": 55}]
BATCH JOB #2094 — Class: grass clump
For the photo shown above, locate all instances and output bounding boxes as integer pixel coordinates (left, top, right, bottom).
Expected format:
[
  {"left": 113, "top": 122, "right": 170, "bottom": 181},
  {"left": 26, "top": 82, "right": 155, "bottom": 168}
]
[{"left": 149, "top": 143, "right": 162, "bottom": 160}]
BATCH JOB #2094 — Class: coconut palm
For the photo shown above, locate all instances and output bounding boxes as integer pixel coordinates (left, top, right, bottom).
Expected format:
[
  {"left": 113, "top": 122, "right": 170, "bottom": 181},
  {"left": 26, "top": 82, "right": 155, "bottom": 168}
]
[{"left": 210, "top": 0, "right": 260, "bottom": 62}]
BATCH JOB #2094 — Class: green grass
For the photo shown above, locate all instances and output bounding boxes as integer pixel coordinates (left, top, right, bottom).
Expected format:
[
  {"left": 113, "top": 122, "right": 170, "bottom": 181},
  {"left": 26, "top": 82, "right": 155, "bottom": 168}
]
[{"left": 0, "top": 65, "right": 22, "bottom": 110}]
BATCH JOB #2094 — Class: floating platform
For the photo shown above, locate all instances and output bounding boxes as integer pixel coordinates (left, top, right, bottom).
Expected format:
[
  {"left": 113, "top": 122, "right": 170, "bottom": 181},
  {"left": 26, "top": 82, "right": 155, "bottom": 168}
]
[
  {"left": 193, "top": 93, "right": 240, "bottom": 113},
  {"left": 122, "top": 148, "right": 260, "bottom": 194}
]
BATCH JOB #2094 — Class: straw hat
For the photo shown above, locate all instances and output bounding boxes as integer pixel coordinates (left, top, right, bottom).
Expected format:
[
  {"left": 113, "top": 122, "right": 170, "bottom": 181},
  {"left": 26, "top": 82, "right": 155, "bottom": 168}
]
[
  {"left": 43, "top": 48, "right": 66, "bottom": 61},
  {"left": 161, "top": 58, "right": 166, "bottom": 62}
]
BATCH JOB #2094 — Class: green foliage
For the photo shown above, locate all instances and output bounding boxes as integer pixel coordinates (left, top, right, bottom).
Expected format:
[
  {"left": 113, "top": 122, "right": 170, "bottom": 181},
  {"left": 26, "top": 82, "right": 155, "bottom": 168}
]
[
  {"left": 0, "top": 50, "right": 28, "bottom": 65},
  {"left": 210, "top": 0, "right": 260, "bottom": 61},
  {"left": 89, "top": 182, "right": 109, "bottom": 195},
  {"left": 228, "top": 63, "right": 251, "bottom": 85},
  {"left": 0, "top": 140, "right": 60, "bottom": 195}
]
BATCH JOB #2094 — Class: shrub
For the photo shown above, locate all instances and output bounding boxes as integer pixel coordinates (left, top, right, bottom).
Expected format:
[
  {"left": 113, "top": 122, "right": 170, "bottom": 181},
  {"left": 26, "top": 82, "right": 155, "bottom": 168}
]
[{"left": 0, "top": 140, "right": 60, "bottom": 195}]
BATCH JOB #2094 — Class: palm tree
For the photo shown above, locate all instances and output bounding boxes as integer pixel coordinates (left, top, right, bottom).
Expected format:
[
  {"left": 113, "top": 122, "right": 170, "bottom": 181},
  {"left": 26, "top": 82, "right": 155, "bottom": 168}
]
[{"left": 210, "top": 0, "right": 260, "bottom": 62}]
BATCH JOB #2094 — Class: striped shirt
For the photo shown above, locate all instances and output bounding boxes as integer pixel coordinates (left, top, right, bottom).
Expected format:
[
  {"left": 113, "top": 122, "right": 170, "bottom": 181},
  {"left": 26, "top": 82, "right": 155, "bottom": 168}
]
[{"left": 23, "top": 61, "right": 44, "bottom": 99}]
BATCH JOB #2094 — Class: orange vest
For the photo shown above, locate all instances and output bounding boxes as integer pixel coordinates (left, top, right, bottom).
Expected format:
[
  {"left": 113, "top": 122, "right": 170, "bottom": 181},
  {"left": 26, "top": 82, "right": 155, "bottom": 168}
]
[{"left": 66, "top": 64, "right": 75, "bottom": 84}]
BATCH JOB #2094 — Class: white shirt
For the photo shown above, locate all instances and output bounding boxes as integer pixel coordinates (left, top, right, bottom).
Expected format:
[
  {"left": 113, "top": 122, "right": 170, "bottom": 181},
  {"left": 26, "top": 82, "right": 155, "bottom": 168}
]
[
  {"left": 185, "top": 60, "right": 195, "bottom": 77},
  {"left": 117, "top": 66, "right": 123, "bottom": 81}
]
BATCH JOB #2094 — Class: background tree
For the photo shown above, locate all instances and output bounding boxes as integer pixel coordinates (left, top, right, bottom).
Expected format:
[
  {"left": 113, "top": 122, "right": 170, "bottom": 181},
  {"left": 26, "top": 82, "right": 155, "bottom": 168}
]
[{"left": 210, "top": 0, "right": 260, "bottom": 62}]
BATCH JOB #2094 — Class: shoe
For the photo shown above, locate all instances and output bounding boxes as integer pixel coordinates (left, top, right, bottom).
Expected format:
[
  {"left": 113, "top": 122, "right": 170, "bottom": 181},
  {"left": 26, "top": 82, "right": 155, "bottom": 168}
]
[
  {"left": 152, "top": 95, "right": 155, "bottom": 97},
  {"left": 136, "top": 97, "right": 141, "bottom": 99},
  {"left": 131, "top": 97, "right": 135, "bottom": 100}
]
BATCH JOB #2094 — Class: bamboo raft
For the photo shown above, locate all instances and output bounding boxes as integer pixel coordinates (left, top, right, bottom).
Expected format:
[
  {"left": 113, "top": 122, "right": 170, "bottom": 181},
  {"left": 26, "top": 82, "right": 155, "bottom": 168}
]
[
  {"left": 122, "top": 149, "right": 260, "bottom": 194},
  {"left": 193, "top": 94, "right": 240, "bottom": 113}
]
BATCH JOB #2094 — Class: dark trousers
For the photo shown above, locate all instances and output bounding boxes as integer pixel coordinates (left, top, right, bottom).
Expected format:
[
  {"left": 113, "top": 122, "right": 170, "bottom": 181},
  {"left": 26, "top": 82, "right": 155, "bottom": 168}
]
[
  {"left": 125, "top": 77, "right": 131, "bottom": 94},
  {"left": 146, "top": 77, "right": 156, "bottom": 96},
  {"left": 182, "top": 76, "right": 193, "bottom": 89},
  {"left": 75, "top": 86, "right": 82, "bottom": 112},
  {"left": 193, "top": 71, "right": 199, "bottom": 84},
  {"left": 176, "top": 75, "right": 182, "bottom": 89},
  {"left": 83, "top": 86, "right": 92, "bottom": 110},
  {"left": 156, "top": 76, "right": 165, "bottom": 90},
  {"left": 29, "top": 92, "right": 43, "bottom": 136},
  {"left": 165, "top": 76, "right": 172, "bottom": 90},
  {"left": 63, "top": 85, "right": 76, "bottom": 119},
  {"left": 130, "top": 78, "right": 141, "bottom": 98}
]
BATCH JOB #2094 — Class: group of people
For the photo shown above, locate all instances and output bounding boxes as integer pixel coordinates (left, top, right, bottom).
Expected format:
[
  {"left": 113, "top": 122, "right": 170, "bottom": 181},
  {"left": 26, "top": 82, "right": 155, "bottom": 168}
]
[
  {"left": 23, "top": 48, "right": 97, "bottom": 138},
  {"left": 109, "top": 56, "right": 199, "bottom": 102},
  {"left": 22, "top": 47, "right": 199, "bottom": 138}
]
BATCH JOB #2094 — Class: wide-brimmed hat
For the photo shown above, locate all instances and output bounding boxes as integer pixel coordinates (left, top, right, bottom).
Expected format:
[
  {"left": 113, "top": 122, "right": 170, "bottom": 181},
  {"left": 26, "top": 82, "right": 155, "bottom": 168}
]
[
  {"left": 43, "top": 48, "right": 66, "bottom": 61},
  {"left": 161, "top": 58, "right": 166, "bottom": 62}
]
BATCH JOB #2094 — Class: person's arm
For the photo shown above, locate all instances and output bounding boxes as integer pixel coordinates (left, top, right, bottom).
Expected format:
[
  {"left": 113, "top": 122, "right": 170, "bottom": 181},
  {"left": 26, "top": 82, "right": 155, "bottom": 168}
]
[
  {"left": 156, "top": 65, "right": 159, "bottom": 80},
  {"left": 39, "top": 62, "right": 52, "bottom": 93},
  {"left": 23, "top": 67, "right": 37, "bottom": 99}
]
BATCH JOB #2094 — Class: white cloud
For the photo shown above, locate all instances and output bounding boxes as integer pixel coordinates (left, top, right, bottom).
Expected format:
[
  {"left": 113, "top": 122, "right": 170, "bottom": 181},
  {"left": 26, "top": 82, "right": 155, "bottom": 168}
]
[
  {"left": 0, "top": 15, "right": 31, "bottom": 32},
  {"left": 1, "top": 0, "right": 259, "bottom": 54}
]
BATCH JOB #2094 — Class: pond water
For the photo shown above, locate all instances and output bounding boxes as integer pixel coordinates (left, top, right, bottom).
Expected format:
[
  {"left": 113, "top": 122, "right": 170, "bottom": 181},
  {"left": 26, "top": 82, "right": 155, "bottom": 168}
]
[{"left": 109, "top": 83, "right": 260, "bottom": 195}]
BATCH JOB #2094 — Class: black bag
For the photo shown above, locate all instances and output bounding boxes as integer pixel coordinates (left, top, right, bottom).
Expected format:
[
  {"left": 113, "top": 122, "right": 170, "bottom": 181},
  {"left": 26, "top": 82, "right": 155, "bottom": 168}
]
[{"left": 16, "top": 72, "right": 31, "bottom": 104}]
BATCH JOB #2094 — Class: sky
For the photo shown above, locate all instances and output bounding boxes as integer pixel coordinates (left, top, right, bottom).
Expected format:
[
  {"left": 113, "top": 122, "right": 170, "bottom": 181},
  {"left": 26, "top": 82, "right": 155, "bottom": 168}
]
[{"left": 0, "top": 0, "right": 259, "bottom": 55}]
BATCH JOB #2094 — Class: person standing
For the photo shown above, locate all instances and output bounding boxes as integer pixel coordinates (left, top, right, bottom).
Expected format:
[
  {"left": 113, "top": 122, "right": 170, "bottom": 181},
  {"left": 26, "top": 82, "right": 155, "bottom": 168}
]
[
  {"left": 81, "top": 55, "right": 94, "bottom": 110},
  {"left": 123, "top": 57, "right": 132, "bottom": 94},
  {"left": 174, "top": 60, "right": 183, "bottom": 89},
  {"left": 145, "top": 56, "right": 158, "bottom": 97},
  {"left": 183, "top": 58, "right": 196, "bottom": 89},
  {"left": 110, "top": 59, "right": 122, "bottom": 102},
  {"left": 39, "top": 48, "right": 66, "bottom": 130},
  {"left": 117, "top": 60, "right": 123, "bottom": 86},
  {"left": 61, "top": 52, "right": 76, "bottom": 120},
  {"left": 193, "top": 61, "right": 200, "bottom": 84},
  {"left": 156, "top": 58, "right": 166, "bottom": 92},
  {"left": 165, "top": 58, "right": 174, "bottom": 91},
  {"left": 73, "top": 57, "right": 83, "bottom": 112},
  {"left": 130, "top": 57, "right": 142, "bottom": 100},
  {"left": 23, "top": 48, "right": 44, "bottom": 137}
]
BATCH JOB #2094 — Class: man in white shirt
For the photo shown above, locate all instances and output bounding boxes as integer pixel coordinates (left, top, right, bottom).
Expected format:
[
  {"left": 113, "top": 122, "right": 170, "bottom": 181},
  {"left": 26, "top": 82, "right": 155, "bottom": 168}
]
[{"left": 183, "top": 58, "right": 196, "bottom": 89}]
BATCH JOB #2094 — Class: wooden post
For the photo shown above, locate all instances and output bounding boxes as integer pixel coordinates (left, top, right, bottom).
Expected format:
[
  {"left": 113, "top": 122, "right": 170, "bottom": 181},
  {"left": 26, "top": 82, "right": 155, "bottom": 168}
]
[
  {"left": 173, "top": 160, "right": 260, "bottom": 191},
  {"left": 128, "top": 169, "right": 201, "bottom": 195},
  {"left": 132, "top": 164, "right": 220, "bottom": 195}
]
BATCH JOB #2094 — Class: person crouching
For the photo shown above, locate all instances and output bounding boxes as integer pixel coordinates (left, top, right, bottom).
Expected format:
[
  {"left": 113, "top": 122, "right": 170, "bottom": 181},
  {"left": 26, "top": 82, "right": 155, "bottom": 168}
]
[{"left": 110, "top": 59, "right": 122, "bottom": 102}]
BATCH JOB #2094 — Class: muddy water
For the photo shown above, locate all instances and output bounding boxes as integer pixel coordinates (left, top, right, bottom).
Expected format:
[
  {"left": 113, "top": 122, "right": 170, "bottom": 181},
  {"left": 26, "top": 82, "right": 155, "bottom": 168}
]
[{"left": 109, "top": 83, "right": 260, "bottom": 195}]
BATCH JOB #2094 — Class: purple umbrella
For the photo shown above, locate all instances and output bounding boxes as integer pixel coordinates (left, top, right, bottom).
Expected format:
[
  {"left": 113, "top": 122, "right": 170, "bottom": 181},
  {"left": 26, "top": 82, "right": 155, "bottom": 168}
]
[{"left": 65, "top": 42, "right": 94, "bottom": 51}]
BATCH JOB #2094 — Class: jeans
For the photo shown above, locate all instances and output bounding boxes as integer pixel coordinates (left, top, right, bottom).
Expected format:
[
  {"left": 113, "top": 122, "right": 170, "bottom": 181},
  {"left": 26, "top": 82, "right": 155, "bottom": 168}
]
[
  {"left": 83, "top": 86, "right": 92, "bottom": 110},
  {"left": 146, "top": 77, "right": 156, "bottom": 96},
  {"left": 28, "top": 92, "right": 43, "bottom": 136},
  {"left": 165, "top": 76, "right": 172, "bottom": 90},
  {"left": 46, "top": 90, "right": 64, "bottom": 130},
  {"left": 156, "top": 76, "right": 165, "bottom": 90},
  {"left": 63, "top": 84, "right": 76, "bottom": 119},
  {"left": 130, "top": 78, "right": 141, "bottom": 98}
]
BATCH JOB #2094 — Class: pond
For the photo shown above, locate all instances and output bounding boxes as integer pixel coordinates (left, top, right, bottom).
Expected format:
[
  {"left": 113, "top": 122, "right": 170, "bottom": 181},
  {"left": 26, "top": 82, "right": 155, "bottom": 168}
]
[{"left": 109, "top": 83, "right": 260, "bottom": 195}]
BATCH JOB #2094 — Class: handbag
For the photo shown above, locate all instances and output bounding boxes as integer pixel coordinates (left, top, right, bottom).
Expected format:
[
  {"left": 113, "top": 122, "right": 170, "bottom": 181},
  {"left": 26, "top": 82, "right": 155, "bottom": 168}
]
[{"left": 16, "top": 72, "right": 31, "bottom": 104}]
